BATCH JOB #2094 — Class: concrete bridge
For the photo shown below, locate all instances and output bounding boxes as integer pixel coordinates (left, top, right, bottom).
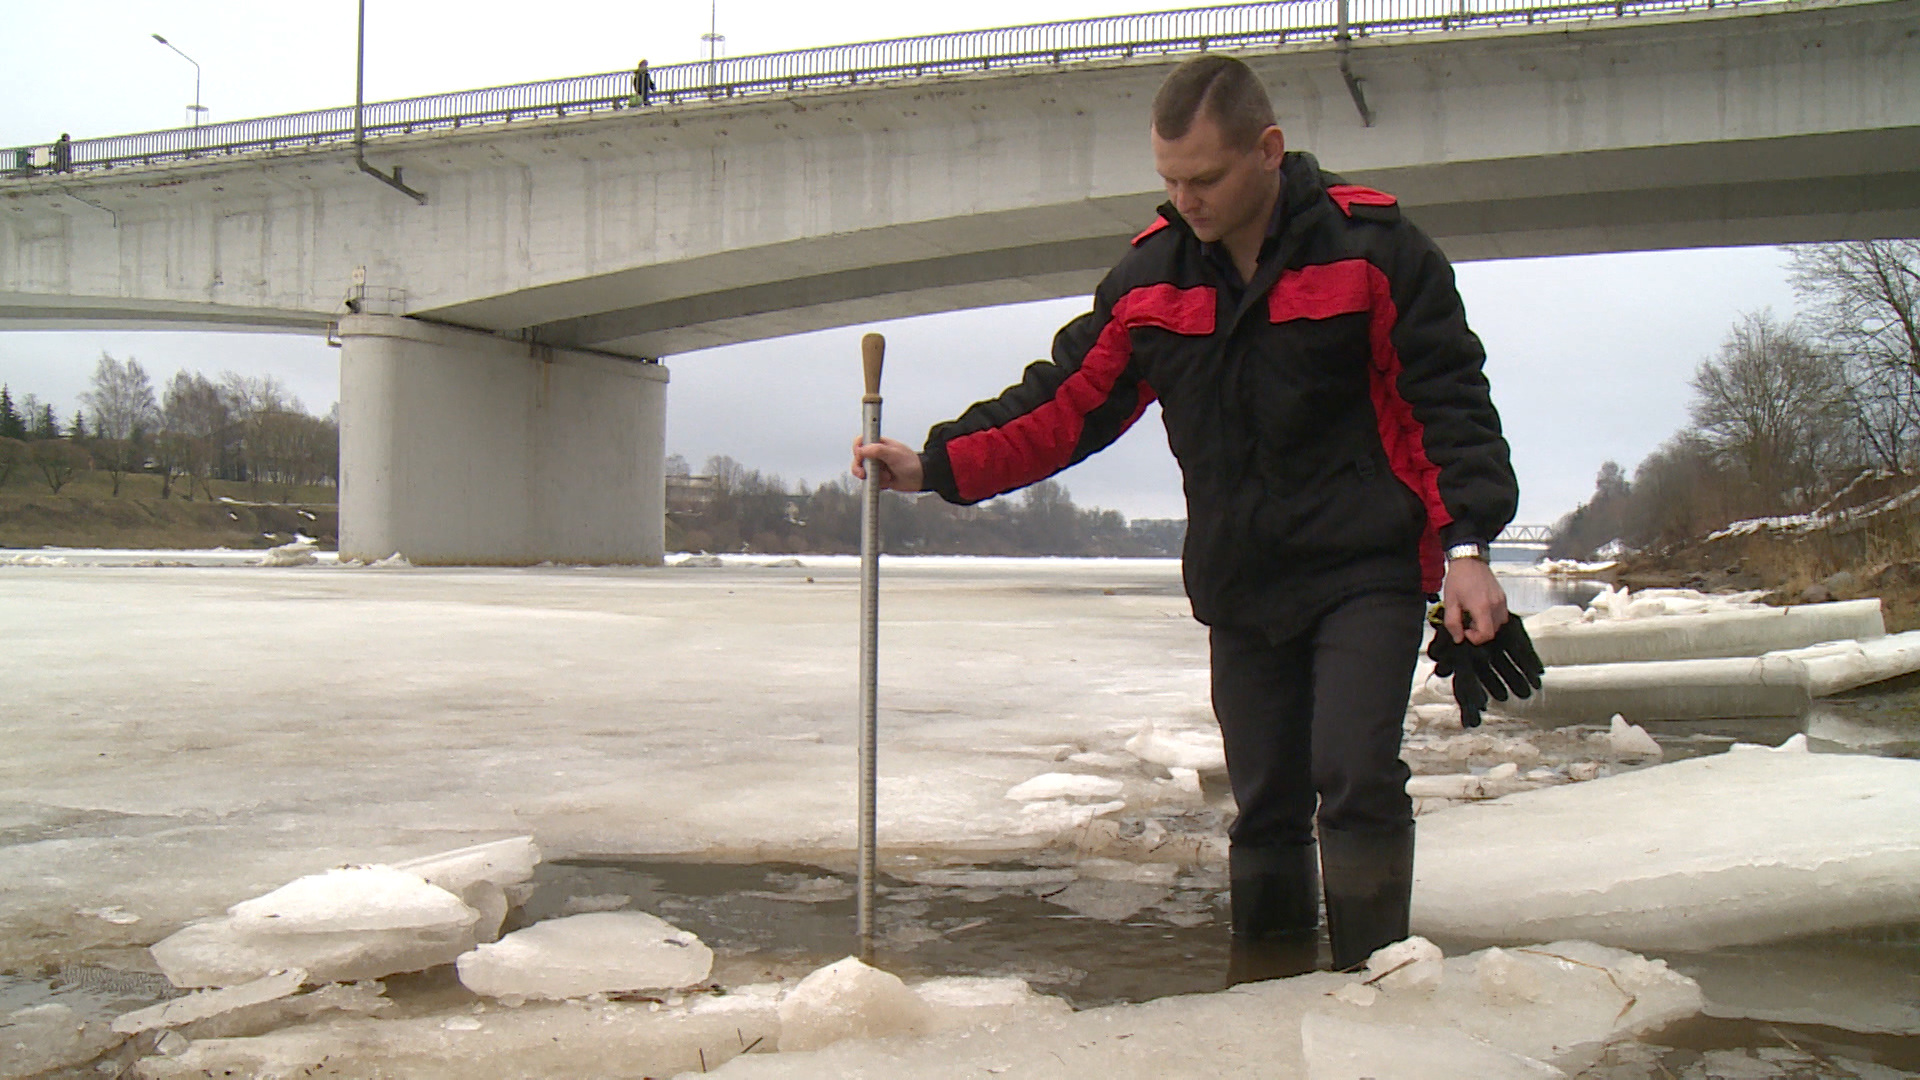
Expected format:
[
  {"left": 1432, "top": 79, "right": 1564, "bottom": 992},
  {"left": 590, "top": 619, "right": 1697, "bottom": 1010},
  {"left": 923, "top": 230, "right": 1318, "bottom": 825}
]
[{"left": 3, "top": 0, "right": 1915, "bottom": 564}]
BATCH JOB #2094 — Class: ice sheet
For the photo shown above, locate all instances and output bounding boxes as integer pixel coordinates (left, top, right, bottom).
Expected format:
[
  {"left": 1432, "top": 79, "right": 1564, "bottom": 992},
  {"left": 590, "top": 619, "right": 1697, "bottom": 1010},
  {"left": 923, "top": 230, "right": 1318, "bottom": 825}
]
[
  {"left": 0, "top": 560, "right": 1207, "bottom": 975},
  {"left": 1300, "top": 1011, "right": 1567, "bottom": 1079},
  {"left": 1493, "top": 655, "right": 1814, "bottom": 725},
  {"left": 111, "top": 968, "right": 306, "bottom": 1035},
  {"left": 1667, "top": 944, "right": 1920, "bottom": 1035},
  {"left": 1526, "top": 597, "right": 1883, "bottom": 666},
  {"left": 1412, "top": 751, "right": 1920, "bottom": 951},
  {"left": 693, "top": 941, "right": 1701, "bottom": 1079},
  {"left": 132, "top": 995, "right": 784, "bottom": 1080}
]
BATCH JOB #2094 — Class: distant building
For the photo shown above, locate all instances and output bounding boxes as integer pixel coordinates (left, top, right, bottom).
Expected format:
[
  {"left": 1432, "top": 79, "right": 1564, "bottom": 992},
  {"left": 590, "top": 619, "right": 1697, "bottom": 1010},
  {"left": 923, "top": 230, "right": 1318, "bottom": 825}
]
[{"left": 666, "top": 473, "right": 717, "bottom": 516}]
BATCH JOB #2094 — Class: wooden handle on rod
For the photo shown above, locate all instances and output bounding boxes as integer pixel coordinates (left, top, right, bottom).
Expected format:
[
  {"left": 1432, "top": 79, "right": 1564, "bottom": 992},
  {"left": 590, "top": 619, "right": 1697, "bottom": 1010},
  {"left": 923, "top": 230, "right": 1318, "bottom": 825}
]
[{"left": 862, "top": 333, "right": 885, "bottom": 399}]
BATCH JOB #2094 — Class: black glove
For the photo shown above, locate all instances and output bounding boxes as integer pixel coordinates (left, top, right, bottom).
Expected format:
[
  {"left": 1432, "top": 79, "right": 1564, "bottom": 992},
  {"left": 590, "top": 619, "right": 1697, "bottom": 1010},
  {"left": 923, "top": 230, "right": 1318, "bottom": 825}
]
[{"left": 1426, "top": 604, "right": 1545, "bottom": 729}]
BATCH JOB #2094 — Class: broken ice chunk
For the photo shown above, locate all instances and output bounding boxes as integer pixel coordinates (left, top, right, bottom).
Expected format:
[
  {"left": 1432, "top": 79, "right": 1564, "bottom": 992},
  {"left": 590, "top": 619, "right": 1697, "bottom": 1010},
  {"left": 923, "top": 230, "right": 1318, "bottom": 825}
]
[
  {"left": 1606, "top": 715, "right": 1663, "bottom": 758},
  {"left": 1730, "top": 732, "right": 1809, "bottom": 753},
  {"left": 390, "top": 836, "right": 540, "bottom": 896},
  {"left": 227, "top": 866, "right": 478, "bottom": 935},
  {"left": 908, "top": 867, "right": 1077, "bottom": 889},
  {"left": 776, "top": 956, "right": 935, "bottom": 1051},
  {"left": 1005, "top": 773, "right": 1124, "bottom": 801},
  {"left": 914, "top": 975, "right": 1071, "bottom": 1033},
  {"left": 1331, "top": 981, "right": 1380, "bottom": 1007},
  {"left": 152, "top": 918, "right": 479, "bottom": 988},
  {"left": 1075, "top": 858, "right": 1179, "bottom": 886},
  {"left": 1414, "top": 753, "right": 1920, "bottom": 951},
  {"left": 3, "top": 1002, "right": 121, "bottom": 1078},
  {"left": 112, "top": 968, "right": 307, "bottom": 1034},
  {"left": 1475, "top": 947, "right": 1541, "bottom": 1004},
  {"left": 1042, "top": 879, "right": 1170, "bottom": 921},
  {"left": 256, "top": 539, "right": 318, "bottom": 567},
  {"left": 456, "top": 911, "right": 713, "bottom": 1000},
  {"left": 1124, "top": 721, "right": 1227, "bottom": 772},
  {"left": 1016, "top": 798, "right": 1126, "bottom": 832},
  {"left": 1365, "top": 936, "right": 1445, "bottom": 992}
]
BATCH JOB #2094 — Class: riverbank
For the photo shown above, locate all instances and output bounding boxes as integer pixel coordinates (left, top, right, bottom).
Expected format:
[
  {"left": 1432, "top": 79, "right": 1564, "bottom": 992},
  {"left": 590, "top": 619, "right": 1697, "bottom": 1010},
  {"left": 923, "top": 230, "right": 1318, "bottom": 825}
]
[{"left": 0, "top": 471, "right": 337, "bottom": 550}]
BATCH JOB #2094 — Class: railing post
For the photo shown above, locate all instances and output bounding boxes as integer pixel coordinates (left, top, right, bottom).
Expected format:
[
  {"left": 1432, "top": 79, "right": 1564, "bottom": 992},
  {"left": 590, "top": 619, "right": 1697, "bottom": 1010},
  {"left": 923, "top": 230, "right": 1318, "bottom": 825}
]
[{"left": 1337, "top": 0, "right": 1351, "bottom": 40}]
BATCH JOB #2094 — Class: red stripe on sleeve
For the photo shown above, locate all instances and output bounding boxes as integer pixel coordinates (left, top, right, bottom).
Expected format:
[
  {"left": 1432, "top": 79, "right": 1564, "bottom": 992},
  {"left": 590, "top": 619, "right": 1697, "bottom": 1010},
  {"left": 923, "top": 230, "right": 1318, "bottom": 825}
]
[
  {"left": 1357, "top": 259, "right": 1452, "bottom": 592},
  {"left": 944, "top": 283, "right": 1210, "bottom": 503}
]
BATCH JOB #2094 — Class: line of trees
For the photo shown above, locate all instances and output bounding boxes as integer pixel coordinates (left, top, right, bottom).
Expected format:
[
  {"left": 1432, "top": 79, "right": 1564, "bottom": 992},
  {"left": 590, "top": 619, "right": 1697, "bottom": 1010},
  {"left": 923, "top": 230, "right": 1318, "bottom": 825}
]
[
  {"left": 669, "top": 454, "right": 1186, "bottom": 557},
  {"left": 1552, "top": 240, "right": 1920, "bottom": 559},
  {"left": 0, "top": 354, "right": 340, "bottom": 499}
]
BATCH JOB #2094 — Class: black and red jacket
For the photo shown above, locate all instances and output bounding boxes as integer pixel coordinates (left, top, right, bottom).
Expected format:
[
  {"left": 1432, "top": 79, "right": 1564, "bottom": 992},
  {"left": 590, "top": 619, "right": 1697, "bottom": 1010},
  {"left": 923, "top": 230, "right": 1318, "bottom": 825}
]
[{"left": 918, "top": 152, "right": 1517, "bottom": 629}]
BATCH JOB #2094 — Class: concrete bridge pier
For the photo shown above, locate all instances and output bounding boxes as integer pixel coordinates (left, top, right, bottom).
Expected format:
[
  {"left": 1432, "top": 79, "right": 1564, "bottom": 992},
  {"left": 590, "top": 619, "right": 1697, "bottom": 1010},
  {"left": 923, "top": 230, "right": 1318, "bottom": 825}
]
[{"left": 336, "top": 315, "right": 668, "bottom": 566}]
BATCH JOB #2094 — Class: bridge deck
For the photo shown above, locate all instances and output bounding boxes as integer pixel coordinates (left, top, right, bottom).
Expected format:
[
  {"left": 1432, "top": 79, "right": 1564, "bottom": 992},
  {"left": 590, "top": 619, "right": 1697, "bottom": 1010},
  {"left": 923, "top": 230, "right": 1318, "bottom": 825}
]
[{"left": 2, "top": 0, "right": 1796, "bottom": 178}]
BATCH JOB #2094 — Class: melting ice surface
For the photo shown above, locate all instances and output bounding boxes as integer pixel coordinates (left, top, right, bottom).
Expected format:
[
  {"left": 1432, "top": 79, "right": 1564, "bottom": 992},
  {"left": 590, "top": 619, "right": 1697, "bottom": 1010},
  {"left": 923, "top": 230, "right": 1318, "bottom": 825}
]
[{"left": 2, "top": 553, "right": 1917, "bottom": 1078}]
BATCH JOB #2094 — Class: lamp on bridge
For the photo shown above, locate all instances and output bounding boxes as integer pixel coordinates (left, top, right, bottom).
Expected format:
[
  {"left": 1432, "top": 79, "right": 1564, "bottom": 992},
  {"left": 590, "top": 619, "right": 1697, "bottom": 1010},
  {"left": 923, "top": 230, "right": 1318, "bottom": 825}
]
[{"left": 150, "top": 33, "right": 207, "bottom": 128}]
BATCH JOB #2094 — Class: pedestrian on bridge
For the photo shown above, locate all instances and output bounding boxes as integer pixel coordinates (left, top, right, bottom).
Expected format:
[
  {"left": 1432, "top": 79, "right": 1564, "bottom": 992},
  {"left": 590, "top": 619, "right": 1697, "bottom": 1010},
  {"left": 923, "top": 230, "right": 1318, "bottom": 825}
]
[
  {"left": 630, "top": 60, "right": 655, "bottom": 107},
  {"left": 853, "top": 54, "right": 1538, "bottom": 982},
  {"left": 52, "top": 133, "right": 71, "bottom": 173}
]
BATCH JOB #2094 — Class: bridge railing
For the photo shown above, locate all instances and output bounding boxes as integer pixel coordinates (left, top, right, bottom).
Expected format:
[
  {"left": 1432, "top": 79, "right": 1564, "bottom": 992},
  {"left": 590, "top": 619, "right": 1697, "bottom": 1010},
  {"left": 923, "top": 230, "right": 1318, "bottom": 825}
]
[{"left": 4, "top": 0, "right": 1788, "bottom": 178}]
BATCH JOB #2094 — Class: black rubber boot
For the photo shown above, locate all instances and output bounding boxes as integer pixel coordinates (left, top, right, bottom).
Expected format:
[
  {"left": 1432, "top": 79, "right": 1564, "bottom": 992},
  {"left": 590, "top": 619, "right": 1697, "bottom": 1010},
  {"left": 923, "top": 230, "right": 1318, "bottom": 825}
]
[
  {"left": 1225, "top": 843, "right": 1321, "bottom": 985},
  {"left": 1320, "top": 824, "right": 1415, "bottom": 972}
]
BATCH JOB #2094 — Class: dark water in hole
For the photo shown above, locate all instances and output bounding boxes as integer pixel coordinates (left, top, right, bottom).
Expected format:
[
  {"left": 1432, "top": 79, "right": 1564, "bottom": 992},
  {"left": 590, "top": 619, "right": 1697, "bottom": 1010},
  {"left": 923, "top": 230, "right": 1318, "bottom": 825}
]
[{"left": 518, "top": 858, "right": 1234, "bottom": 1008}]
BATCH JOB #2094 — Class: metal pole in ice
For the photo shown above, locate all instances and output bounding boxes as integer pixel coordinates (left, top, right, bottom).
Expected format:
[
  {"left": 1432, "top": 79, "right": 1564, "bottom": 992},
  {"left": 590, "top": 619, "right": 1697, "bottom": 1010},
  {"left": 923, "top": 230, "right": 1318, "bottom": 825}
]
[{"left": 857, "top": 331, "right": 885, "bottom": 963}]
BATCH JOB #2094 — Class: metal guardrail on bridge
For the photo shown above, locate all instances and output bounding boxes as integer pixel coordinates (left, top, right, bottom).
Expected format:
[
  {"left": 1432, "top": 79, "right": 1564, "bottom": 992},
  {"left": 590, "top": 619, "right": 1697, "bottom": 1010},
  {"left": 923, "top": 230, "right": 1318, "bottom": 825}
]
[{"left": 5, "top": 0, "right": 1788, "bottom": 178}]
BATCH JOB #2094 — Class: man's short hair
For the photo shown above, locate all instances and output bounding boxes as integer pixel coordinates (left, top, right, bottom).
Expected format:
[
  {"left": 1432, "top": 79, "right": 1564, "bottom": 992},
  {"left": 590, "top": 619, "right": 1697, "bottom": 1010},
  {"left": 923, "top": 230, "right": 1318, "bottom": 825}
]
[{"left": 1151, "top": 55, "right": 1276, "bottom": 150}]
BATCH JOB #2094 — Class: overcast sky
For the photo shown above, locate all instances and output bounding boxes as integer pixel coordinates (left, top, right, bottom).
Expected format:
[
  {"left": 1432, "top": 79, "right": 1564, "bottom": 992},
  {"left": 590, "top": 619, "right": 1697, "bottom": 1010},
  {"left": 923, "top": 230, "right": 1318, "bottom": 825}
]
[{"left": 0, "top": 1, "right": 1804, "bottom": 524}]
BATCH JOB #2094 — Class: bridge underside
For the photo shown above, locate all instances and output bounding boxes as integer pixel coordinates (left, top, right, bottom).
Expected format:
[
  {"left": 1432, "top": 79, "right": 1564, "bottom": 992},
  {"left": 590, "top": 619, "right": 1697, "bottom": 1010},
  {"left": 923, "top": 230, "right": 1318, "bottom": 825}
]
[
  {"left": 6, "top": 124, "right": 1914, "bottom": 352},
  {"left": 433, "top": 127, "right": 1920, "bottom": 358}
]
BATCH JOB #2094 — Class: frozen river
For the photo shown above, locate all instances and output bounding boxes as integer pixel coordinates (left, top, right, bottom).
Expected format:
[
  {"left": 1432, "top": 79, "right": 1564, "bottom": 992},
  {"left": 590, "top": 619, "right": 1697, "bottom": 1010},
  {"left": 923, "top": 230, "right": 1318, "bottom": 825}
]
[{"left": 2, "top": 553, "right": 1915, "bottom": 1078}]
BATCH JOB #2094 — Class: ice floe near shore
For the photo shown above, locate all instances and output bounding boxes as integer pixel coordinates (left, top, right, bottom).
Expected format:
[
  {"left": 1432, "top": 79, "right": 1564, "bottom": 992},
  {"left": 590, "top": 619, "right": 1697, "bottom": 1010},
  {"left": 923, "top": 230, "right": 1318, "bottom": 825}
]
[
  {"left": 1414, "top": 591, "right": 1920, "bottom": 725},
  {"left": 1412, "top": 749, "right": 1920, "bottom": 951}
]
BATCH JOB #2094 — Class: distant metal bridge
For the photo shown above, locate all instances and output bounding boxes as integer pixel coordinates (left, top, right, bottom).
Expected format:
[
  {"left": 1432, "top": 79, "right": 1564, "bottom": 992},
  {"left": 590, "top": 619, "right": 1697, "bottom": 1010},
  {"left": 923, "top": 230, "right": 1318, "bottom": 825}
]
[
  {"left": 2, "top": 0, "right": 1792, "bottom": 177},
  {"left": 1496, "top": 524, "right": 1555, "bottom": 544}
]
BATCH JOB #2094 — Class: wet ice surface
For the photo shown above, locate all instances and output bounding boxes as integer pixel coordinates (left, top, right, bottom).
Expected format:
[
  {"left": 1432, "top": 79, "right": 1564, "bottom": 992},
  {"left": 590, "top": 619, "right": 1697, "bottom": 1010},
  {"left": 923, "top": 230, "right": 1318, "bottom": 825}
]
[{"left": 3, "top": 553, "right": 1918, "bottom": 1078}]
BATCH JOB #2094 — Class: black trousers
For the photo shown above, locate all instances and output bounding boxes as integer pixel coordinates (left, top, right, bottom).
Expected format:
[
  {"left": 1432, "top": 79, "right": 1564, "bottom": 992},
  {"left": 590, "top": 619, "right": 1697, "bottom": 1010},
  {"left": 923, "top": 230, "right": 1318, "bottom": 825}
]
[{"left": 1210, "top": 590, "right": 1424, "bottom": 849}]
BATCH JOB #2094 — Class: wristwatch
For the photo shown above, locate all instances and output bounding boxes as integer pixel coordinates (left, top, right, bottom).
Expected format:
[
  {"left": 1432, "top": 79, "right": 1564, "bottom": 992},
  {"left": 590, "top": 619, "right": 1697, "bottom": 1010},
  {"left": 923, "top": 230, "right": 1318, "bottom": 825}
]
[{"left": 1445, "top": 541, "right": 1489, "bottom": 562}]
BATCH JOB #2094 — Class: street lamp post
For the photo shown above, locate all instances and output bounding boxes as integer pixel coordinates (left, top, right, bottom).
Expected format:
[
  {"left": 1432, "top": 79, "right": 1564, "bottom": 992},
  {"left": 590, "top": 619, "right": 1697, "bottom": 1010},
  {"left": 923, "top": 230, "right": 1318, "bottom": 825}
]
[
  {"left": 150, "top": 33, "right": 207, "bottom": 127},
  {"left": 352, "top": 0, "right": 427, "bottom": 204}
]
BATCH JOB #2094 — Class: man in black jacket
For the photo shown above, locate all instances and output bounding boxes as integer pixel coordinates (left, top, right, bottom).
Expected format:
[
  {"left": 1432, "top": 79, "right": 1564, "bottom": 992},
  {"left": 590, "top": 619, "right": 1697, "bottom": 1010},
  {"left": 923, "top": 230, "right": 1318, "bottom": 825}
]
[{"left": 854, "top": 55, "right": 1521, "bottom": 978}]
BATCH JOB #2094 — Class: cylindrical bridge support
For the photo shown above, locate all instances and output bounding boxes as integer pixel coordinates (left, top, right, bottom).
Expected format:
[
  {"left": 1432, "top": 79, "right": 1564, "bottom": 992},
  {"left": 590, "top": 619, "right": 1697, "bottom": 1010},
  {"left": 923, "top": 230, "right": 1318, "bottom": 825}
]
[{"left": 337, "top": 315, "right": 669, "bottom": 566}]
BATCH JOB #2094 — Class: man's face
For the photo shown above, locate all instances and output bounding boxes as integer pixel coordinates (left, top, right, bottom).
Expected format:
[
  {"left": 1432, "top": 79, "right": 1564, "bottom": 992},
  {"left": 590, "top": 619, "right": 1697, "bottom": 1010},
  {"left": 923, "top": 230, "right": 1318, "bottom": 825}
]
[{"left": 1150, "top": 115, "right": 1285, "bottom": 244}]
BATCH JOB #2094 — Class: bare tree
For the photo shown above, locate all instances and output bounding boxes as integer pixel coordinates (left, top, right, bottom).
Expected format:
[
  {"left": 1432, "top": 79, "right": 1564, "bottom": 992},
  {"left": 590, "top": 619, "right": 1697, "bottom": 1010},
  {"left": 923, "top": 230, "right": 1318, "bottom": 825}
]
[
  {"left": 1789, "top": 241, "right": 1920, "bottom": 470},
  {"left": 79, "top": 352, "right": 160, "bottom": 442},
  {"left": 1625, "top": 433, "right": 1734, "bottom": 551},
  {"left": 162, "top": 372, "right": 231, "bottom": 499},
  {"left": 1688, "top": 311, "right": 1850, "bottom": 511},
  {"left": 92, "top": 437, "right": 135, "bottom": 496},
  {"left": 32, "top": 440, "right": 86, "bottom": 494}
]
